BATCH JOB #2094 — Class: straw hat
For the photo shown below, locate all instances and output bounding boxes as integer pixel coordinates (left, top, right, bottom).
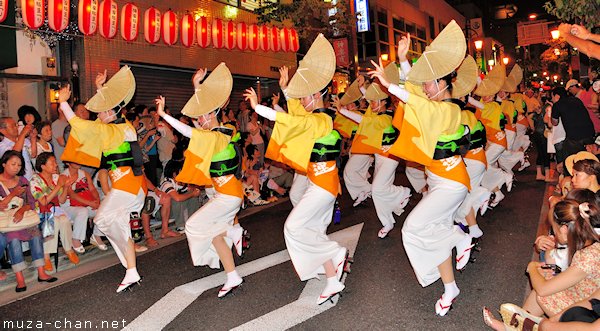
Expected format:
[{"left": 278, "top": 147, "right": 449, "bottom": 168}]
[
  {"left": 473, "top": 64, "right": 506, "bottom": 97},
  {"left": 286, "top": 34, "right": 335, "bottom": 99},
  {"left": 365, "top": 83, "right": 388, "bottom": 101},
  {"left": 565, "top": 151, "right": 599, "bottom": 175},
  {"left": 452, "top": 55, "right": 478, "bottom": 98},
  {"left": 384, "top": 62, "right": 401, "bottom": 85},
  {"left": 501, "top": 64, "right": 523, "bottom": 92},
  {"left": 407, "top": 20, "right": 466, "bottom": 83},
  {"left": 181, "top": 63, "right": 233, "bottom": 118},
  {"left": 86, "top": 66, "right": 136, "bottom": 113},
  {"left": 340, "top": 78, "right": 362, "bottom": 106}
]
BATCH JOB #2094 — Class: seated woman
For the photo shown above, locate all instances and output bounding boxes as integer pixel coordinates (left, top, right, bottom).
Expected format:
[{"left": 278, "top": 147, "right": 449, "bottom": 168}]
[
  {"left": 525, "top": 199, "right": 600, "bottom": 317},
  {"left": 33, "top": 121, "right": 54, "bottom": 158},
  {"left": 0, "top": 151, "right": 56, "bottom": 291},
  {"left": 30, "top": 152, "right": 79, "bottom": 270},
  {"left": 61, "top": 161, "right": 107, "bottom": 252},
  {"left": 159, "top": 160, "right": 201, "bottom": 234},
  {"left": 242, "top": 144, "right": 272, "bottom": 206}
]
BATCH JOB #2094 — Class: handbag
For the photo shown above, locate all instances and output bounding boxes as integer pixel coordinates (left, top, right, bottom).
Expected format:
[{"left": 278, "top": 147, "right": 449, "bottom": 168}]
[
  {"left": 499, "top": 303, "right": 542, "bottom": 331},
  {"left": 0, "top": 181, "right": 40, "bottom": 232},
  {"left": 39, "top": 204, "right": 56, "bottom": 238}
]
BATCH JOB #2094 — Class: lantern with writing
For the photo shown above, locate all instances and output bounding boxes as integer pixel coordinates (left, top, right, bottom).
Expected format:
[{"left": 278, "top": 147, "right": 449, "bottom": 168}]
[
  {"left": 21, "top": 0, "right": 45, "bottom": 29},
  {"left": 269, "top": 26, "right": 280, "bottom": 52},
  {"left": 279, "top": 27, "right": 292, "bottom": 52},
  {"left": 98, "top": 0, "right": 117, "bottom": 39},
  {"left": 236, "top": 22, "right": 248, "bottom": 51},
  {"left": 144, "top": 6, "right": 160, "bottom": 44},
  {"left": 162, "top": 10, "right": 178, "bottom": 46},
  {"left": 120, "top": 3, "right": 139, "bottom": 41},
  {"left": 248, "top": 24, "right": 259, "bottom": 51},
  {"left": 289, "top": 28, "right": 299, "bottom": 52},
  {"left": 0, "top": 0, "right": 8, "bottom": 23},
  {"left": 180, "top": 13, "right": 194, "bottom": 47},
  {"left": 258, "top": 25, "right": 269, "bottom": 51},
  {"left": 78, "top": 0, "right": 98, "bottom": 35},
  {"left": 223, "top": 20, "right": 236, "bottom": 50},
  {"left": 212, "top": 18, "right": 224, "bottom": 49},
  {"left": 48, "top": 0, "right": 70, "bottom": 32},
  {"left": 196, "top": 16, "right": 210, "bottom": 48}
]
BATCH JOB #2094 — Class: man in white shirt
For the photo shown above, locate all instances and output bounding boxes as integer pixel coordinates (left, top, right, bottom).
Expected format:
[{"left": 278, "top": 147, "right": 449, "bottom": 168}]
[{"left": 0, "top": 117, "right": 34, "bottom": 179}]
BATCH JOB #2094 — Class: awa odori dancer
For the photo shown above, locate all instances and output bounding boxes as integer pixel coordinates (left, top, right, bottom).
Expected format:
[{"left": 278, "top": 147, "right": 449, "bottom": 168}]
[
  {"left": 58, "top": 67, "right": 146, "bottom": 293},
  {"left": 156, "top": 64, "right": 246, "bottom": 298},
  {"left": 334, "top": 82, "right": 411, "bottom": 239},
  {"left": 244, "top": 34, "right": 349, "bottom": 305},
  {"left": 369, "top": 21, "right": 474, "bottom": 316}
]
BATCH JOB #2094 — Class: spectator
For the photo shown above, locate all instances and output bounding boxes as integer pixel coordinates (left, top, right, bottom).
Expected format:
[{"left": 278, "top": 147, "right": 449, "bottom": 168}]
[
  {"left": 236, "top": 100, "right": 251, "bottom": 133},
  {"left": 0, "top": 151, "right": 56, "bottom": 292},
  {"left": 528, "top": 95, "right": 551, "bottom": 181},
  {"left": 0, "top": 117, "right": 35, "bottom": 180},
  {"left": 266, "top": 160, "right": 293, "bottom": 196},
  {"left": 155, "top": 113, "right": 177, "bottom": 169},
  {"left": 51, "top": 105, "right": 69, "bottom": 171},
  {"left": 31, "top": 121, "right": 53, "bottom": 161},
  {"left": 159, "top": 160, "right": 201, "bottom": 233},
  {"left": 566, "top": 79, "right": 600, "bottom": 133},
  {"left": 30, "top": 152, "right": 79, "bottom": 271},
  {"left": 143, "top": 107, "right": 160, "bottom": 185},
  {"left": 551, "top": 87, "right": 595, "bottom": 165},
  {"left": 140, "top": 175, "right": 174, "bottom": 247},
  {"left": 247, "top": 111, "right": 265, "bottom": 165},
  {"left": 17, "top": 105, "right": 41, "bottom": 133}
]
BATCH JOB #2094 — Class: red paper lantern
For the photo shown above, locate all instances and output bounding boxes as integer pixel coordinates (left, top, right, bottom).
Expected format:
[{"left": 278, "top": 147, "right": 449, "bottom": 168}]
[
  {"left": 280, "top": 27, "right": 292, "bottom": 52},
  {"left": 162, "top": 9, "right": 178, "bottom": 46},
  {"left": 258, "top": 25, "right": 269, "bottom": 51},
  {"left": 21, "top": 0, "right": 45, "bottom": 29},
  {"left": 180, "top": 13, "right": 194, "bottom": 47},
  {"left": 196, "top": 16, "right": 210, "bottom": 48},
  {"left": 269, "top": 26, "right": 280, "bottom": 52},
  {"left": 289, "top": 28, "right": 299, "bottom": 52},
  {"left": 48, "top": 0, "right": 70, "bottom": 32},
  {"left": 120, "top": 3, "right": 139, "bottom": 42},
  {"left": 248, "top": 24, "right": 259, "bottom": 51},
  {"left": 98, "top": 0, "right": 117, "bottom": 39},
  {"left": 144, "top": 6, "right": 160, "bottom": 44},
  {"left": 236, "top": 22, "right": 248, "bottom": 51},
  {"left": 78, "top": 0, "right": 98, "bottom": 35},
  {"left": 0, "top": 0, "right": 8, "bottom": 23},
  {"left": 212, "top": 18, "right": 224, "bottom": 49},
  {"left": 223, "top": 20, "right": 236, "bottom": 50}
]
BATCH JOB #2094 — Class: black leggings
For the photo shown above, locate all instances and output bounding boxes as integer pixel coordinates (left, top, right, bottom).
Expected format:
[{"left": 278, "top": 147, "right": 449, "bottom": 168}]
[
  {"left": 560, "top": 299, "right": 600, "bottom": 323},
  {"left": 531, "top": 132, "right": 550, "bottom": 168}
]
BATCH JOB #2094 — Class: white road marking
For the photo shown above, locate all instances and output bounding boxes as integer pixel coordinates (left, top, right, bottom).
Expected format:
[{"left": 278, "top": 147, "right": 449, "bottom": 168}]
[{"left": 123, "top": 223, "right": 363, "bottom": 331}]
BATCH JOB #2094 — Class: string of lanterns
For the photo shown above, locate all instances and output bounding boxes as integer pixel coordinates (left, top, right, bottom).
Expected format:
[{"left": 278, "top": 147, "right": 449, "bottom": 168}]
[{"left": 8, "top": 0, "right": 299, "bottom": 52}]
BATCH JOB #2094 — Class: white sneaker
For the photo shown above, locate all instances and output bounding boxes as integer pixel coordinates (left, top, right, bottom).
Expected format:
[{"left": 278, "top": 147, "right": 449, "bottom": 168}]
[
  {"left": 489, "top": 191, "right": 505, "bottom": 208},
  {"left": 353, "top": 191, "right": 370, "bottom": 207},
  {"left": 393, "top": 187, "right": 412, "bottom": 216}
]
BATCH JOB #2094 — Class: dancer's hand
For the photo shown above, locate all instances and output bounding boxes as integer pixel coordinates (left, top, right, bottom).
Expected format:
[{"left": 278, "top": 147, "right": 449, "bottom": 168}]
[
  {"left": 95, "top": 70, "right": 107, "bottom": 90},
  {"left": 279, "top": 66, "right": 289, "bottom": 90},
  {"left": 193, "top": 68, "right": 207, "bottom": 89},
  {"left": 367, "top": 59, "right": 391, "bottom": 88},
  {"left": 332, "top": 95, "right": 343, "bottom": 111},
  {"left": 397, "top": 33, "right": 410, "bottom": 62},
  {"left": 243, "top": 88, "right": 259, "bottom": 110},
  {"left": 58, "top": 84, "right": 71, "bottom": 103},
  {"left": 155, "top": 96, "right": 167, "bottom": 117}
]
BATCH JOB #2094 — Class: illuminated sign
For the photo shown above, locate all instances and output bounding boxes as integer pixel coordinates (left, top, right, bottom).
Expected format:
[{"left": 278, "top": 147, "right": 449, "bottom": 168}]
[{"left": 355, "top": 0, "right": 370, "bottom": 33}]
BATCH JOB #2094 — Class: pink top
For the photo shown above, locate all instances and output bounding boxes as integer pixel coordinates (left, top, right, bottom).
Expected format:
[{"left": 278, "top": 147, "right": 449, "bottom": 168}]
[{"left": 578, "top": 90, "right": 600, "bottom": 133}]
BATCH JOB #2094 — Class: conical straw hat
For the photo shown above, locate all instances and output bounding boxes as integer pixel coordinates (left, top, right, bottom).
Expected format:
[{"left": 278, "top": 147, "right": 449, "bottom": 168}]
[
  {"left": 340, "top": 78, "right": 362, "bottom": 106},
  {"left": 181, "top": 63, "right": 233, "bottom": 118},
  {"left": 473, "top": 64, "right": 506, "bottom": 97},
  {"left": 501, "top": 64, "right": 523, "bottom": 93},
  {"left": 452, "top": 55, "right": 478, "bottom": 98},
  {"left": 384, "top": 62, "right": 400, "bottom": 85},
  {"left": 365, "top": 83, "right": 388, "bottom": 101},
  {"left": 407, "top": 20, "right": 466, "bottom": 83},
  {"left": 286, "top": 34, "right": 335, "bottom": 98},
  {"left": 86, "top": 66, "right": 136, "bottom": 113}
]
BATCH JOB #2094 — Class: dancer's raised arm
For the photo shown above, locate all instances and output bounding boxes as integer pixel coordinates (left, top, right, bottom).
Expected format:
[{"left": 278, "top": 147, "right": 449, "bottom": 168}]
[
  {"left": 243, "top": 88, "right": 276, "bottom": 121},
  {"left": 58, "top": 84, "right": 76, "bottom": 121},
  {"left": 155, "top": 96, "right": 192, "bottom": 138},
  {"left": 332, "top": 95, "right": 362, "bottom": 123}
]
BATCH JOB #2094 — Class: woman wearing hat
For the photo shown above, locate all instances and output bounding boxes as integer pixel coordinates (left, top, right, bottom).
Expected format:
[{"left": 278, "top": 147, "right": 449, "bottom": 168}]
[
  {"left": 58, "top": 66, "right": 146, "bottom": 293},
  {"left": 369, "top": 21, "right": 474, "bottom": 316},
  {"left": 244, "top": 34, "right": 349, "bottom": 305},
  {"left": 334, "top": 82, "right": 411, "bottom": 239},
  {"left": 155, "top": 64, "right": 247, "bottom": 298}
]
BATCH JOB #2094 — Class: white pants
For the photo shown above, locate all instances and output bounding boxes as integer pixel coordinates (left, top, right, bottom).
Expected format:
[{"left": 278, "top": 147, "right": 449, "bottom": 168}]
[
  {"left": 62, "top": 205, "right": 103, "bottom": 241},
  {"left": 185, "top": 192, "right": 241, "bottom": 269},
  {"left": 456, "top": 159, "right": 491, "bottom": 220},
  {"left": 284, "top": 180, "right": 344, "bottom": 281},
  {"left": 405, "top": 166, "right": 427, "bottom": 193},
  {"left": 505, "top": 130, "right": 516, "bottom": 151},
  {"left": 372, "top": 154, "right": 410, "bottom": 227},
  {"left": 482, "top": 143, "right": 508, "bottom": 191},
  {"left": 402, "top": 171, "right": 468, "bottom": 287},
  {"left": 290, "top": 173, "right": 309, "bottom": 207},
  {"left": 44, "top": 214, "right": 73, "bottom": 254},
  {"left": 343, "top": 154, "right": 373, "bottom": 200},
  {"left": 94, "top": 188, "right": 145, "bottom": 267}
]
